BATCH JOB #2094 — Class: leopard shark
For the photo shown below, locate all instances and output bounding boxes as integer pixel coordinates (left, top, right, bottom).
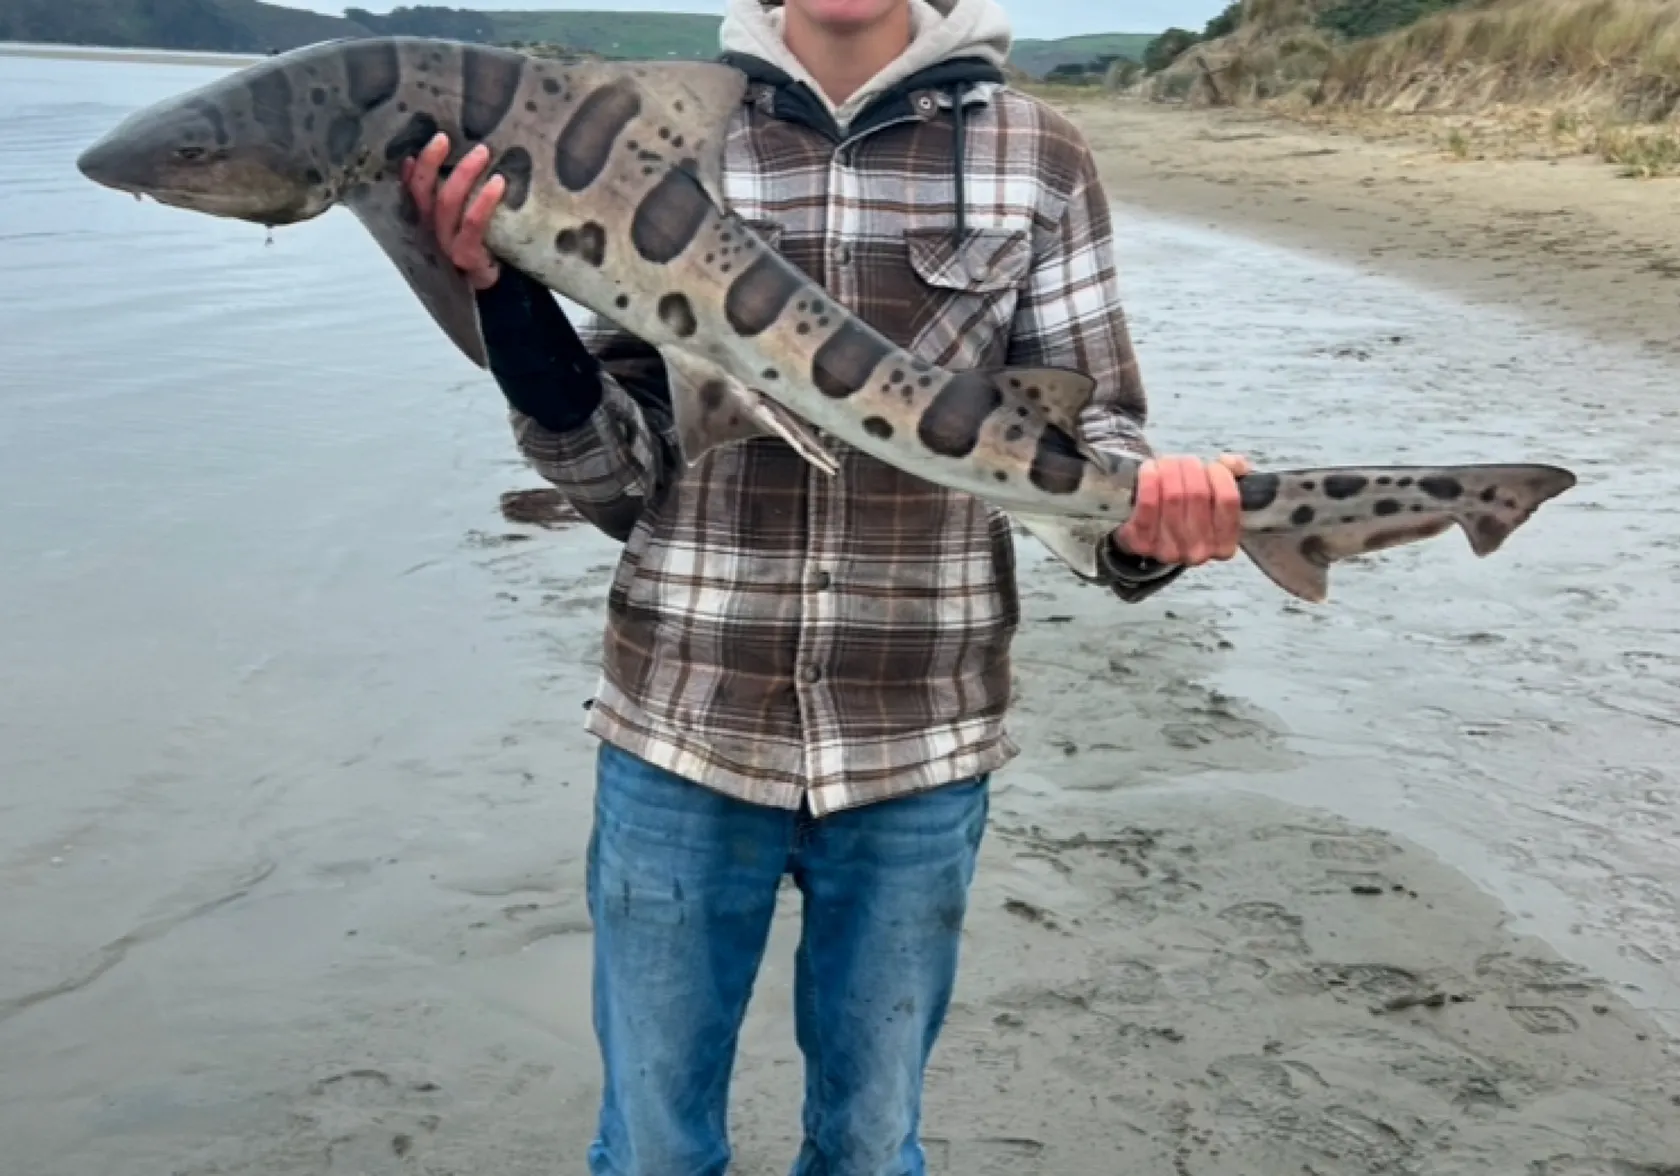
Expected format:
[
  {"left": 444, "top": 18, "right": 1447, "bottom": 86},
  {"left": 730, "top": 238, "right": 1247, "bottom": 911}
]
[{"left": 74, "top": 35, "right": 1577, "bottom": 602}]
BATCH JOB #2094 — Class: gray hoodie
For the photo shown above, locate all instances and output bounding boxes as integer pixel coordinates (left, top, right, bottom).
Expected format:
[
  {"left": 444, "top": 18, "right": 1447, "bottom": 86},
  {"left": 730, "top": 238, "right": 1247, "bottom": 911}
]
[{"left": 718, "top": 0, "right": 1014, "bottom": 132}]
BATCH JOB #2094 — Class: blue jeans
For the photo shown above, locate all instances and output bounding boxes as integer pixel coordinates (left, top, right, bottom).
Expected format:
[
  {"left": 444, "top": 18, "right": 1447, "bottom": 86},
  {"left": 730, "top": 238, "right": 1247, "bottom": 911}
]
[{"left": 584, "top": 742, "right": 990, "bottom": 1176}]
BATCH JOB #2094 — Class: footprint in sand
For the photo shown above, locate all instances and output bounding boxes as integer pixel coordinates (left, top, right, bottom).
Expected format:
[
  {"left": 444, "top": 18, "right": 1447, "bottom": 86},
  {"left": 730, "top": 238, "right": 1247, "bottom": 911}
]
[{"left": 1506, "top": 1005, "right": 1581, "bottom": 1035}]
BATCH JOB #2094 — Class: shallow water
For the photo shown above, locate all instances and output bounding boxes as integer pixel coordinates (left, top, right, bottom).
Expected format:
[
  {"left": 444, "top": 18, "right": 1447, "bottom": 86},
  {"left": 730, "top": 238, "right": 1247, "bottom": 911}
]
[{"left": 0, "top": 50, "right": 1675, "bottom": 1174}]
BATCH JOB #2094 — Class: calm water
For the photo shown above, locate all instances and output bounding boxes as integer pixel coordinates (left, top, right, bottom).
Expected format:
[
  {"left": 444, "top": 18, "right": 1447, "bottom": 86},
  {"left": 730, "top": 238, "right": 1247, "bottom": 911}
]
[{"left": 1, "top": 50, "right": 1676, "bottom": 1174}]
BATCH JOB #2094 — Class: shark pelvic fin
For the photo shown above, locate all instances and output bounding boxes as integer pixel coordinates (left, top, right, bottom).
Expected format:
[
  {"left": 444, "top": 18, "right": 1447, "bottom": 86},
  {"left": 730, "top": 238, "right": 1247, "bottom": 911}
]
[
  {"left": 659, "top": 347, "right": 838, "bottom": 474},
  {"left": 344, "top": 180, "right": 487, "bottom": 368}
]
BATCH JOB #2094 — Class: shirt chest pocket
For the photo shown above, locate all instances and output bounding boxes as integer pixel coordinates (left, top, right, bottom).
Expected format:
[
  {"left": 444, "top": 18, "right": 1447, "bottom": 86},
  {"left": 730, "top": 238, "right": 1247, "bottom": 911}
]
[{"left": 903, "top": 226, "right": 1034, "bottom": 368}]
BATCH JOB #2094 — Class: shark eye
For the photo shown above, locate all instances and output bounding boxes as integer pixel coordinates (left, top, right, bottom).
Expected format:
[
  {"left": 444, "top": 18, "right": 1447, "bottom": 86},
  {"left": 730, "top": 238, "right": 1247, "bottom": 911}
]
[{"left": 175, "top": 145, "right": 207, "bottom": 161}]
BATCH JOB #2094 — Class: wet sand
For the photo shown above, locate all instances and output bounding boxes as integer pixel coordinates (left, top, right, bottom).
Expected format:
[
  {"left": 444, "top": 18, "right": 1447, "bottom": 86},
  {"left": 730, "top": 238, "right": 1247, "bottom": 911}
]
[{"left": 3, "top": 58, "right": 1678, "bottom": 1175}]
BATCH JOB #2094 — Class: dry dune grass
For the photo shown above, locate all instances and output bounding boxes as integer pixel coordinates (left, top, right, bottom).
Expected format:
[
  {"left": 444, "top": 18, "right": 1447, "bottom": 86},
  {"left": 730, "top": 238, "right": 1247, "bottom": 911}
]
[
  {"left": 1319, "top": 0, "right": 1680, "bottom": 175},
  {"left": 1325, "top": 0, "right": 1680, "bottom": 115}
]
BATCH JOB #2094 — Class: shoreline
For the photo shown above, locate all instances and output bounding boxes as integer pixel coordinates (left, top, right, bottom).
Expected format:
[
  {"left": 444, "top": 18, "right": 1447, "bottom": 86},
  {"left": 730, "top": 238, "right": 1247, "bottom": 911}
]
[
  {"left": 0, "top": 41, "right": 263, "bottom": 68},
  {"left": 1055, "top": 95, "right": 1680, "bottom": 362}
]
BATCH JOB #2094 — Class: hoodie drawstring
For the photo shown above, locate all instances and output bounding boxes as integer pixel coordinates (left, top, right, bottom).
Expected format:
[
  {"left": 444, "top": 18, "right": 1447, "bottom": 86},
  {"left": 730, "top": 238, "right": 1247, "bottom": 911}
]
[{"left": 948, "top": 83, "right": 967, "bottom": 251}]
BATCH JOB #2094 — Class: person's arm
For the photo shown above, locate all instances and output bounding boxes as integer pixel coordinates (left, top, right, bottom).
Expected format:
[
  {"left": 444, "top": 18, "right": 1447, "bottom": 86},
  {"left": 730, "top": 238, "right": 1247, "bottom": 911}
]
[
  {"left": 1005, "top": 138, "right": 1188, "bottom": 603},
  {"left": 403, "top": 133, "right": 679, "bottom": 544},
  {"left": 475, "top": 268, "right": 678, "bottom": 543}
]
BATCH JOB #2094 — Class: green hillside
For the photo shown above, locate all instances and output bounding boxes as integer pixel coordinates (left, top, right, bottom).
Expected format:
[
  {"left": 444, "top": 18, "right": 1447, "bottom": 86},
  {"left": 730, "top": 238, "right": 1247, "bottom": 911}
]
[
  {"left": 0, "top": 0, "right": 1158, "bottom": 77},
  {"left": 1009, "top": 32, "right": 1156, "bottom": 78}
]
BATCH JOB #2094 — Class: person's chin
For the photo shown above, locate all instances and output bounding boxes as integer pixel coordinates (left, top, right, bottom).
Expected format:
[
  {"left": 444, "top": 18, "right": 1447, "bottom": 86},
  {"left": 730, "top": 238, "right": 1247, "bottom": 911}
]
[{"left": 791, "top": 0, "right": 904, "bottom": 32}]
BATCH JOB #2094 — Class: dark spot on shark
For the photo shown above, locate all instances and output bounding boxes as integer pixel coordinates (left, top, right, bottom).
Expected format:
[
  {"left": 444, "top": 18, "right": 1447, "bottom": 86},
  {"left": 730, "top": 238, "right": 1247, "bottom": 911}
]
[
  {"left": 326, "top": 113, "right": 362, "bottom": 165},
  {"left": 796, "top": 323, "right": 810, "bottom": 335},
  {"left": 1291, "top": 504, "right": 1315, "bottom": 525},
  {"left": 555, "top": 81, "right": 640, "bottom": 191},
  {"left": 1373, "top": 498, "right": 1402, "bottom": 516},
  {"left": 384, "top": 112, "right": 440, "bottom": 163},
  {"left": 657, "top": 292, "right": 697, "bottom": 338},
  {"left": 812, "top": 320, "right": 891, "bottom": 399},
  {"left": 543, "top": 77, "right": 561, "bottom": 95},
  {"left": 762, "top": 369, "right": 778, "bottom": 381},
  {"left": 1239, "top": 474, "right": 1279, "bottom": 511},
  {"left": 304, "top": 167, "right": 324, "bottom": 186},
  {"left": 863, "top": 416, "right": 893, "bottom": 439},
  {"left": 310, "top": 86, "right": 327, "bottom": 106},
  {"left": 1300, "top": 535, "right": 1330, "bottom": 565},
  {"left": 246, "top": 68, "right": 295, "bottom": 151},
  {"left": 461, "top": 46, "right": 524, "bottom": 141},
  {"left": 918, "top": 372, "right": 1000, "bottom": 459},
  {"left": 344, "top": 38, "right": 401, "bottom": 110},
  {"left": 1481, "top": 485, "right": 1499, "bottom": 503},
  {"left": 1418, "top": 475, "right": 1463, "bottom": 500},
  {"left": 724, "top": 253, "right": 802, "bottom": 337},
  {"left": 658, "top": 127, "right": 671, "bottom": 140},
  {"left": 494, "top": 146, "right": 534, "bottom": 209},
  {"left": 631, "top": 167, "right": 710, "bottom": 264},
  {"left": 672, "top": 134, "right": 685, "bottom": 148},
  {"left": 994, "top": 470, "right": 1008, "bottom": 482},
  {"left": 397, "top": 185, "right": 421, "bottom": 226},
  {"left": 1323, "top": 473, "right": 1368, "bottom": 499},
  {"left": 1397, "top": 476, "right": 1413, "bottom": 488},
  {"left": 1364, "top": 518, "right": 1452, "bottom": 552},
  {"left": 615, "top": 294, "right": 630, "bottom": 309},
  {"left": 1004, "top": 424, "right": 1024, "bottom": 442},
  {"left": 698, "top": 380, "right": 728, "bottom": 412},
  {"left": 1029, "top": 425, "right": 1086, "bottom": 495},
  {"left": 555, "top": 223, "right": 606, "bottom": 267}
]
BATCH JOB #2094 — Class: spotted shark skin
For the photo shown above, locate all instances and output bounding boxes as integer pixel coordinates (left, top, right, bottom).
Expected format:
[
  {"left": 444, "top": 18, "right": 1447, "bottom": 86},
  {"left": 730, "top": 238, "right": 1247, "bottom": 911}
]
[{"left": 74, "top": 36, "right": 1578, "bottom": 602}]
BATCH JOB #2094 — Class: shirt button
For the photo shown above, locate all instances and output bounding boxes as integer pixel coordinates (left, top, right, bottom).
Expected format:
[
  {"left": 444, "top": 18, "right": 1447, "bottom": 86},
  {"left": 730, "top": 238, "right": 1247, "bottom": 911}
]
[
  {"left": 800, "top": 665, "right": 822, "bottom": 685},
  {"left": 830, "top": 241, "right": 851, "bottom": 266},
  {"left": 810, "top": 570, "right": 832, "bottom": 590}
]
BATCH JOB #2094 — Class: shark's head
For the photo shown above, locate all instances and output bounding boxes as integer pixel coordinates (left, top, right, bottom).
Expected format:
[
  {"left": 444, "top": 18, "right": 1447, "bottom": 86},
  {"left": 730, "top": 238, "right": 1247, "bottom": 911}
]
[{"left": 77, "top": 70, "right": 331, "bottom": 227}]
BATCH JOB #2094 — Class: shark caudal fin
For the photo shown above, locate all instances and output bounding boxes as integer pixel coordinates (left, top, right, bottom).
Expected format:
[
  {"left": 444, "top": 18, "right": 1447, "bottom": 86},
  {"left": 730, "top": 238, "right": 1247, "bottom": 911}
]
[{"left": 1237, "top": 462, "right": 1577, "bottom": 603}]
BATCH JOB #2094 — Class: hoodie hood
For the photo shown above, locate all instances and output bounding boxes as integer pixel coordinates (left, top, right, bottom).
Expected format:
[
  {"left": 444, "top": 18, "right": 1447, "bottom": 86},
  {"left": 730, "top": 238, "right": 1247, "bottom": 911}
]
[{"left": 719, "top": 0, "right": 1012, "bottom": 131}]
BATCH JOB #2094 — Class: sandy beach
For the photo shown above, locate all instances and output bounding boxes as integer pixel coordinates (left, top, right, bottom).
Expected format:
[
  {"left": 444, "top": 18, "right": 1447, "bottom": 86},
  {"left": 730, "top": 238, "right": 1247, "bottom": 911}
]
[
  {"left": 2, "top": 55, "right": 1677, "bottom": 1175},
  {"left": 1061, "top": 96, "right": 1680, "bottom": 360}
]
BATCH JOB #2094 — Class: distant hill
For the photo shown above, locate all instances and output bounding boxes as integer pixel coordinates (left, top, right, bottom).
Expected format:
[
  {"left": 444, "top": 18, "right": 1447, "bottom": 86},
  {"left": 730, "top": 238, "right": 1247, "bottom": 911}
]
[
  {"left": 1008, "top": 33, "right": 1156, "bottom": 79},
  {"left": 0, "top": 0, "right": 363, "bottom": 53},
  {"left": 0, "top": 0, "right": 1157, "bottom": 77}
]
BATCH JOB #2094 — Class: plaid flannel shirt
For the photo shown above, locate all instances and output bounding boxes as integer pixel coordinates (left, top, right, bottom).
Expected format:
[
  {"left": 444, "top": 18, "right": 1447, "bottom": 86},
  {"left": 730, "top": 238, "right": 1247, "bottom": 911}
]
[{"left": 504, "top": 64, "right": 1177, "bottom": 815}]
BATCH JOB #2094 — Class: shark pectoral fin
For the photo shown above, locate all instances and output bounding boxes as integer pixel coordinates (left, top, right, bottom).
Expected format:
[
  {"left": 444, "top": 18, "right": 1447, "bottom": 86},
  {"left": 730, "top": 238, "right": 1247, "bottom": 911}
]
[
  {"left": 344, "top": 181, "right": 487, "bottom": 368},
  {"left": 986, "top": 367, "right": 1098, "bottom": 439},
  {"left": 658, "top": 347, "right": 837, "bottom": 474},
  {"left": 1008, "top": 511, "right": 1113, "bottom": 581}
]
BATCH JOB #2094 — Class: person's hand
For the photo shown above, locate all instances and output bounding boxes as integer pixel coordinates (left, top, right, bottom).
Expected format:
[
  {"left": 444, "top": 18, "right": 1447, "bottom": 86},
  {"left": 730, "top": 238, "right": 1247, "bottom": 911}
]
[
  {"left": 401, "top": 133, "right": 505, "bottom": 291},
  {"left": 1114, "top": 453, "right": 1253, "bottom": 567}
]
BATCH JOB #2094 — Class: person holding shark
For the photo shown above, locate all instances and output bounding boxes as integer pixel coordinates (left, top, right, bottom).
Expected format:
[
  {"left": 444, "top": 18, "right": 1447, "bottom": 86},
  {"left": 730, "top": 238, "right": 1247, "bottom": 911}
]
[{"left": 404, "top": 1, "right": 1247, "bottom": 1173}]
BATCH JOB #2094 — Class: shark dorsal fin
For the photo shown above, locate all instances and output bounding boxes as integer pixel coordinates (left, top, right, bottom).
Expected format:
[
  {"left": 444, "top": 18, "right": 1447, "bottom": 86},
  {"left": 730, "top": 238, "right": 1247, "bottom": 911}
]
[{"left": 987, "top": 366, "right": 1097, "bottom": 440}]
